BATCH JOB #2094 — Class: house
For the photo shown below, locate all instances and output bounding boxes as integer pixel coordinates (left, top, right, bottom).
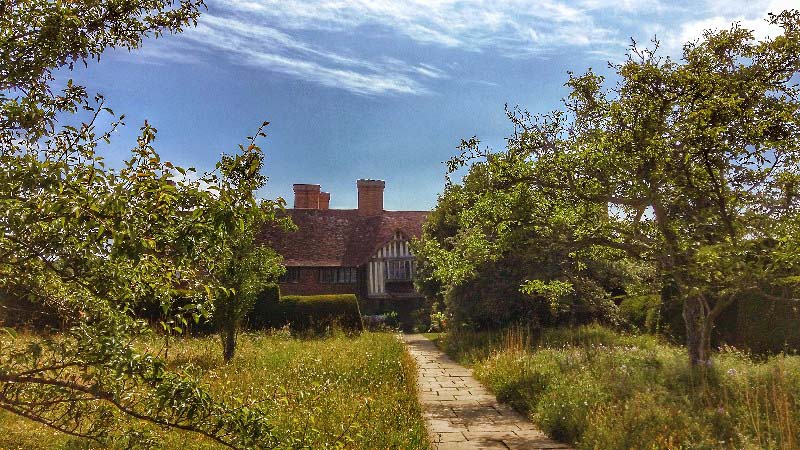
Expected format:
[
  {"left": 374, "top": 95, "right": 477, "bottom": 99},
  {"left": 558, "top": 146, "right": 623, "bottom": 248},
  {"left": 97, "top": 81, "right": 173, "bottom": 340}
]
[{"left": 260, "top": 179, "right": 428, "bottom": 317}]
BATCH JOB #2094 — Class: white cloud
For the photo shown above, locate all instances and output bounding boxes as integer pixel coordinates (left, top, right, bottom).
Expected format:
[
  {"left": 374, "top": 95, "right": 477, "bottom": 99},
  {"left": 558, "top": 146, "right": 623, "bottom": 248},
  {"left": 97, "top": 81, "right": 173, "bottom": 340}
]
[
  {"left": 214, "top": 0, "right": 618, "bottom": 52},
  {"left": 659, "top": 0, "right": 794, "bottom": 54},
  {"left": 124, "top": 0, "right": 634, "bottom": 95},
  {"left": 135, "top": 13, "right": 437, "bottom": 96},
  {"left": 122, "top": 0, "right": 797, "bottom": 95}
]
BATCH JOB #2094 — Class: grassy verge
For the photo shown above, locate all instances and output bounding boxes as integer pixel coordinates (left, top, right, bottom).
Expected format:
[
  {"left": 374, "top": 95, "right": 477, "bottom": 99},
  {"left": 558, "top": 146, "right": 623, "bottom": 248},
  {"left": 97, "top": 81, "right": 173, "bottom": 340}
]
[
  {"left": 421, "top": 332, "right": 441, "bottom": 342},
  {"left": 0, "top": 331, "right": 429, "bottom": 449},
  {"left": 438, "top": 324, "right": 799, "bottom": 450}
]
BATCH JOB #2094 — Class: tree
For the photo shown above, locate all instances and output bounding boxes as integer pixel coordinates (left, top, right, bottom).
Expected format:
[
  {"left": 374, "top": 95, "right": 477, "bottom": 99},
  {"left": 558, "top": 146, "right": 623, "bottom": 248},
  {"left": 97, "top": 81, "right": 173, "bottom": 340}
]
[
  {"left": 0, "top": 1, "right": 283, "bottom": 447},
  {"left": 209, "top": 129, "right": 292, "bottom": 362},
  {"left": 413, "top": 150, "right": 633, "bottom": 330},
  {"left": 443, "top": 10, "right": 800, "bottom": 365}
]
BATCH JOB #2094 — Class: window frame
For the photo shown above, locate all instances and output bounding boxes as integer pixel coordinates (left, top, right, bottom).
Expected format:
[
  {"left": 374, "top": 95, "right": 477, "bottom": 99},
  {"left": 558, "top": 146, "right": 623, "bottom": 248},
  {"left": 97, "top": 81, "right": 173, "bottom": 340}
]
[
  {"left": 385, "top": 259, "right": 414, "bottom": 281},
  {"left": 279, "top": 267, "right": 301, "bottom": 283},
  {"left": 319, "top": 267, "right": 358, "bottom": 284}
]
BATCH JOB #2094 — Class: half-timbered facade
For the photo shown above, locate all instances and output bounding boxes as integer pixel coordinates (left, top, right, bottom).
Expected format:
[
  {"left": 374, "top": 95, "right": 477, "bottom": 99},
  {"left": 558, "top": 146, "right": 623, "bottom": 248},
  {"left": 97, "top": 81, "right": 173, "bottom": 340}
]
[
  {"left": 367, "top": 230, "right": 417, "bottom": 297},
  {"left": 260, "top": 180, "right": 427, "bottom": 310}
]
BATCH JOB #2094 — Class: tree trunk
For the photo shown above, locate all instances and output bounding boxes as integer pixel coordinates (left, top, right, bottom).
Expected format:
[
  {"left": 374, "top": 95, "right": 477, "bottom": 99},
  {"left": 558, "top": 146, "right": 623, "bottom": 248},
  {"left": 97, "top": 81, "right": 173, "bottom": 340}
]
[
  {"left": 683, "top": 295, "right": 712, "bottom": 366},
  {"left": 222, "top": 323, "right": 237, "bottom": 363}
]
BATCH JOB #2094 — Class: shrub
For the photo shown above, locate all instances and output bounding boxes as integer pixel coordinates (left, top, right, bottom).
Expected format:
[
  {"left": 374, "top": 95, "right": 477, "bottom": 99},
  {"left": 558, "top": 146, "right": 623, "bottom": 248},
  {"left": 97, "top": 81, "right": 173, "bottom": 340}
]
[
  {"left": 410, "top": 306, "right": 432, "bottom": 332},
  {"left": 444, "top": 271, "right": 556, "bottom": 330},
  {"left": 257, "top": 294, "right": 362, "bottom": 333},
  {"left": 363, "top": 311, "right": 400, "bottom": 331},
  {"left": 618, "top": 294, "right": 661, "bottom": 332},
  {"left": 429, "top": 310, "right": 448, "bottom": 332},
  {"left": 660, "top": 283, "right": 800, "bottom": 354},
  {"left": 724, "top": 293, "right": 800, "bottom": 354}
]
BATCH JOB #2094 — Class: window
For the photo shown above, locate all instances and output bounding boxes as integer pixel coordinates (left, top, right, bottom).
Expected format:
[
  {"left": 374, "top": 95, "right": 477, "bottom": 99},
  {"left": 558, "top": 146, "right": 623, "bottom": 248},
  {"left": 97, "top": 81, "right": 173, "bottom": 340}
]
[
  {"left": 386, "top": 259, "right": 413, "bottom": 281},
  {"left": 319, "top": 267, "right": 358, "bottom": 284},
  {"left": 279, "top": 267, "right": 300, "bottom": 283}
]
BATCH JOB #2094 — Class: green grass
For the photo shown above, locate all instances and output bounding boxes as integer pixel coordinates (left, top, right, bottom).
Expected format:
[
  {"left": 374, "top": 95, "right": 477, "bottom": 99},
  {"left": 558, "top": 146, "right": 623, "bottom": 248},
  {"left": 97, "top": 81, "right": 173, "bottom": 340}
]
[
  {"left": 438, "top": 324, "right": 800, "bottom": 450},
  {"left": 0, "top": 331, "right": 429, "bottom": 449},
  {"left": 421, "top": 332, "right": 441, "bottom": 342}
]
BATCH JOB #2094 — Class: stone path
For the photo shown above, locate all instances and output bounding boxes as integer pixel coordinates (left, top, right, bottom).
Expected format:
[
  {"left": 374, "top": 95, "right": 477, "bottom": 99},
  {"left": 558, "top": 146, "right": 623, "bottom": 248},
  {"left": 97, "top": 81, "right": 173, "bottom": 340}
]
[{"left": 403, "top": 334, "right": 572, "bottom": 450}]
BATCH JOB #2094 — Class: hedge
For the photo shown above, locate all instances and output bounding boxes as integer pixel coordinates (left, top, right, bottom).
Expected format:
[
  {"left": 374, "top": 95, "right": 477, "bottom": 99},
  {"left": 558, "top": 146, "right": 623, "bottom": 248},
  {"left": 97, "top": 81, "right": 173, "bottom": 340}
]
[
  {"left": 724, "top": 292, "right": 800, "bottom": 354},
  {"left": 245, "top": 284, "right": 281, "bottom": 329},
  {"left": 249, "top": 292, "right": 362, "bottom": 332},
  {"left": 658, "top": 284, "right": 800, "bottom": 354}
]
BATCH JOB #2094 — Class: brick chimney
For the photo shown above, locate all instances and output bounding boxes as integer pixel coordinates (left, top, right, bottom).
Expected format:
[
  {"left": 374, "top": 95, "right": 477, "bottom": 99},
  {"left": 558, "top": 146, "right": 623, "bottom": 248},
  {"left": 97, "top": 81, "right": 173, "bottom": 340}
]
[
  {"left": 293, "top": 184, "right": 321, "bottom": 209},
  {"left": 357, "top": 179, "right": 384, "bottom": 216},
  {"left": 319, "top": 192, "right": 330, "bottom": 210}
]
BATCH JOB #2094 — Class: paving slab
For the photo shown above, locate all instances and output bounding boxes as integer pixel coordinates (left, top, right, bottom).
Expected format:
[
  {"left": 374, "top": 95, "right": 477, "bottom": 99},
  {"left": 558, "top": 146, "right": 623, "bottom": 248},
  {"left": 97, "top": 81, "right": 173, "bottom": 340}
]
[{"left": 404, "top": 334, "right": 573, "bottom": 450}]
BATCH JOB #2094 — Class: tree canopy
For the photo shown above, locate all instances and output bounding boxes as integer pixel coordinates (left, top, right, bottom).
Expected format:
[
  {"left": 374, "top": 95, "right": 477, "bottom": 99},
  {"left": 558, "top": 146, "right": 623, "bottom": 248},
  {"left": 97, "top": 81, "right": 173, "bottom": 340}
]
[
  {"left": 417, "top": 10, "right": 800, "bottom": 365},
  {"left": 1, "top": 1, "right": 288, "bottom": 447}
]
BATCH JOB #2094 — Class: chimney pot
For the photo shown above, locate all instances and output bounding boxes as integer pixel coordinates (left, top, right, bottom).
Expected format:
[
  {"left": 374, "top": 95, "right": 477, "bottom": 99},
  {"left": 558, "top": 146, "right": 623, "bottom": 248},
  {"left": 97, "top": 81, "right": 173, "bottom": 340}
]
[{"left": 319, "top": 192, "right": 330, "bottom": 210}]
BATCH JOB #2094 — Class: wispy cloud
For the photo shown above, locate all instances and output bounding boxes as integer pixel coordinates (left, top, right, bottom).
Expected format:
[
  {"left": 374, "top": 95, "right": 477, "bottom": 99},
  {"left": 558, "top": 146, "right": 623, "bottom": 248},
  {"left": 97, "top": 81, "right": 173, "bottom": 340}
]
[
  {"left": 216, "top": 0, "right": 620, "bottom": 52},
  {"left": 181, "top": 14, "right": 434, "bottom": 95},
  {"left": 172, "top": 0, "right": 625, "bottom": 95},
  {"left": 123, "top": 0, "right": 797, "bottom": 95}
]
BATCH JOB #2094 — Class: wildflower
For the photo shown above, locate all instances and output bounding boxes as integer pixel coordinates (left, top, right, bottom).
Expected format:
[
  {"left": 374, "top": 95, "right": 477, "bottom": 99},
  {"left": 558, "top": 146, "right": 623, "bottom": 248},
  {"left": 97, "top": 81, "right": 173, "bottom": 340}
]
[{"left": 727, "top": 368, "right": 737, "bottom": 376}]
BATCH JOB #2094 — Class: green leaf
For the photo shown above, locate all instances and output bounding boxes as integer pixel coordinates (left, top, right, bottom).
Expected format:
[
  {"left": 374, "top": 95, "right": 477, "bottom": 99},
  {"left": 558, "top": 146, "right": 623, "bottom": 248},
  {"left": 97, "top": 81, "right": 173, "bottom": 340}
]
[{"left": 0, "top": 328, "right": 18, "bottom": 339}]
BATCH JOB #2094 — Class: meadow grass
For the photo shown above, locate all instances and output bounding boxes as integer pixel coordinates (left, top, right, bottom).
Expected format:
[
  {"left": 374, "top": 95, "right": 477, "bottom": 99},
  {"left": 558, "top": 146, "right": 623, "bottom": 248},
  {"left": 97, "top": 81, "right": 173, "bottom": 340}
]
[
  {"left": 0, "top": 331, "right": 429, "bottom": 449},
  {"left": 438, "top": 324, "right": 800, "bottom": 450},
  {"left": 421, "top": 332, "right": 441, "bottom": 343}
]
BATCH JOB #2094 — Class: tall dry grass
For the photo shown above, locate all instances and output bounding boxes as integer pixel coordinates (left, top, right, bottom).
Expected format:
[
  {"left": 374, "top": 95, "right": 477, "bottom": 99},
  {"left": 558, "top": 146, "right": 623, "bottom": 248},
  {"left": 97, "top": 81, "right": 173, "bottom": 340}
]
[
  {"left": 437, "top": 324, "right": 800, "bottom": 449},
  {"left": 0, "top": 331, "right": 429, "bottom": 450}
]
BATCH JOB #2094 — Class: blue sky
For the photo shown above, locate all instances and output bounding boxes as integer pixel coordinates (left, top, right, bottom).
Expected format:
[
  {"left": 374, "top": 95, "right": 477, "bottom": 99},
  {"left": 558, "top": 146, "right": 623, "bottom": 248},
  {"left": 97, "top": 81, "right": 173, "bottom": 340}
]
[{"left": 66, "top": 0, "right": 792, "bottom": 210}]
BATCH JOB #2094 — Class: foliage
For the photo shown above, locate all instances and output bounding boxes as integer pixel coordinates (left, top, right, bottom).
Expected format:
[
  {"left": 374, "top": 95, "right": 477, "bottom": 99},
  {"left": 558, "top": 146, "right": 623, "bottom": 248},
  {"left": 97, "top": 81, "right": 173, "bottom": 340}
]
[
  {"left": 0, "top": 0, "right": 289, "bottom": 446},
  {"left": 440, "top": 325, "right": 800, "bottom": 449},
  {"left": 618, "top": 294, "right": 662, "bottom": 333},
  {"left": 413, "top": 142, "right": 642, "bottom": 331},
  {"left": 428, "top": 10, "right": 800, "bottom": 365},
  {"left": 409, "top": 304, "right": 432, "bottom": 333},
  {"left": 428, "top": 307, "right": 448, "bottom": 333},
  {"left": 362, "top": 311, "right": 401, "bottom": 331},
  {"left": 252, "top": 294, "right": 362, "bottom": 333},
  {"left": 208, "top": 127, "right": 292, "bottom": 362},
  {"left": 359, "top": 296, "right": 427, "bottom": 331},
  {"left": 0, "top": 331, "right": 431, "bottom": 449},
  {"left": 716, "top": 291, "right": 800, "bottom": 354},
  {"left": 383, "top": 310, "right": 400, "bottom": 329}
]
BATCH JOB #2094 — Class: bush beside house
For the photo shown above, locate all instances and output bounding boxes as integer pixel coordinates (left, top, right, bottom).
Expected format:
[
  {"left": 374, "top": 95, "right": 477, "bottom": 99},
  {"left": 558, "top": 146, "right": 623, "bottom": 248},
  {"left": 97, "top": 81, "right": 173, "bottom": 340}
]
[{"left": 249, "top": 291, "right": 362, "bottom": 332}]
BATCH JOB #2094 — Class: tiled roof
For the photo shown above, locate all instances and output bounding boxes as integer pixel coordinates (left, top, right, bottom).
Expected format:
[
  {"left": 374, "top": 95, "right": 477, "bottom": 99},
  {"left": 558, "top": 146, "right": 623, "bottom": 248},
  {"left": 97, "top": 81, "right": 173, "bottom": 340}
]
[{"left": 260, "top": 209, "right": 428, "bottom": 267}]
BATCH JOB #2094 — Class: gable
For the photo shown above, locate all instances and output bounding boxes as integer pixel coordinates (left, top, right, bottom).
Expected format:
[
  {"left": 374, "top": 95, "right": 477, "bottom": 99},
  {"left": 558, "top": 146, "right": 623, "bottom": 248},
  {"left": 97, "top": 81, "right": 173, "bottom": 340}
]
[{"left": 371, "top": 230, "right": 413, "bottom": 260}]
